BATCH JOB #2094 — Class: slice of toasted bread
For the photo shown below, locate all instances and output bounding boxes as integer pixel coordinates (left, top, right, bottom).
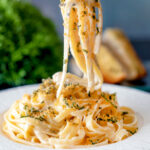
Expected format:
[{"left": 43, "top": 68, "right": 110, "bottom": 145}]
[
  {"left": 96, "top": 45, "right": 126, "bottom": 83},
  {"left": 103, "top": 28, "right": 147, "bottom": 80}
]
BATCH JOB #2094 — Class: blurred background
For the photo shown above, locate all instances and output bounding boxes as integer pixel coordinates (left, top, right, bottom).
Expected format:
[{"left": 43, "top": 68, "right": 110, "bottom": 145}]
[{"left": 0, "top": 0, "right": 150, "bottom": 91}]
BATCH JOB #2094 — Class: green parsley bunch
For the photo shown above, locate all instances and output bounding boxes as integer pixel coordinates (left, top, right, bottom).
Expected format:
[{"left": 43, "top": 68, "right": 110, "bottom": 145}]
[{"left": 0, "top": 0, "right": 63, "bottom": 88}]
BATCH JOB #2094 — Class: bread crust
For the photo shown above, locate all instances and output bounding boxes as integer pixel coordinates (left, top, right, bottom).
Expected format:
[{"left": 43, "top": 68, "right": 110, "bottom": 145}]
[
  {"left": 103, "top": 28, "right": 147, "bottom": 81},
  {"left": 96, "top": 45, "right": 126, "bottom": 83}
]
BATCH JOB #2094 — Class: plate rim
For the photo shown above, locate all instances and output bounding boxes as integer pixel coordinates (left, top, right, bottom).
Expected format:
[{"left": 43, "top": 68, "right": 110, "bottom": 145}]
[{"left": 0, "top": 84, "right": 150, "bottom": 150}]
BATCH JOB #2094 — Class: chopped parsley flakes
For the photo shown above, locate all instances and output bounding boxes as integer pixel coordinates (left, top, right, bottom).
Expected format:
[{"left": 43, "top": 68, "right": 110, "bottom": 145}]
[
  {"left": 82, "top": 49, "right": 88, "bottom": 53},
  {"left": 101, "top": 93, "right": 117, "bottom": 108},
  {"left": 63, "top": 98, "right": 84, "bottom": 110},
  {"left": 127, "top": 129, "right": 138, "bottom": 135},
  {"left": 89, "top": 139, "right": 99, "bottom": 145},
  {"left": 122, "top": 111, "right": 128, "bottom": 116}
]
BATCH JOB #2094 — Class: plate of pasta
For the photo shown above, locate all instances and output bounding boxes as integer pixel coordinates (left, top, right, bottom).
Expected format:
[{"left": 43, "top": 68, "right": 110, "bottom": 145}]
[
  {"left": 0, "top": 83, "right": 150, "bottom": 150},
  {"left": 0, "top": 0, "right": 150, "bottom": 149}
]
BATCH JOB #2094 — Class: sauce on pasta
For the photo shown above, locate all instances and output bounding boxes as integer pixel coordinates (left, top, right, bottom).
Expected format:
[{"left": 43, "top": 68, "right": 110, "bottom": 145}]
[{"left": 3, "top": 0, "right": 138, "bottom": 149}]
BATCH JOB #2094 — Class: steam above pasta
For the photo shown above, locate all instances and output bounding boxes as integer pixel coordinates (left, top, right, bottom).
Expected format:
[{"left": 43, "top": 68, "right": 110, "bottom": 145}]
[{"left": 3, "top": 0, "right": 138, "bottom": 149}]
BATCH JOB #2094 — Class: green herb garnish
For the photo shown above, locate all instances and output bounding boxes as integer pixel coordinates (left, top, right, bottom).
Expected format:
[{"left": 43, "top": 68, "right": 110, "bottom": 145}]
[
  {"left": 35, "top": 116, "right": 46, "bottom": 121},
  {"left": 72, "top": 102, "right": 85, "bottom": 110},
  {"left": 20, "top": 115, "right": 30, "bottom": 118},
  {"left": 122, "top": 112, "right": 128, "bottom": 116},
  {"left": 83, "top": 11, "right": 87, "bottom": 15},
  {"left": 41, "top": 101, "right": 45, "bottom": 104},
  {"left": 89, "top": 139, "right": 99, "bottom": 145},
  {"left": 93, "top": 7, "right": 95, "bottom": 13},
  {"left": 88, "top": 91, "right": 91, "bottom": 97},
  {"left": 97, "top": 118, "right": 104, "bottom": 121},
  {"left": 92, "top": 15, "right": 96, "bottom": 19},
  {"left": 101, "top": 93, "right": 117, "bottom": 108},
  {"left": 30, "top": 107, "right": 39, "bottom": 113},
  {"left": 127, "top": 129, "right": 138, "bottom": 135},
  {"left": 107, "top": 117, "right": 117, "bottom": 123},
  {"left": 24, "top": 105, "right": 28, "bottom": 110},
  {"left": 96, "top": 27, "right": 99, "bottom": 35},
  {"left": 63, "top": 98, "right": 69, "bottom": 107},
  {"left": 82, "top": 49, "right": 88, "bottom": 53},
  {"left": 106, "top": 114, "right": 110, "bottom": 117}
]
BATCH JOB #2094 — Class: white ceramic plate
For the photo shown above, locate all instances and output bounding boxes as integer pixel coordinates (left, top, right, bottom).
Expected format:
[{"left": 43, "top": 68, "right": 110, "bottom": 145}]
[{"left": 0, "top": 84, "right": 150, "bottom": 150}]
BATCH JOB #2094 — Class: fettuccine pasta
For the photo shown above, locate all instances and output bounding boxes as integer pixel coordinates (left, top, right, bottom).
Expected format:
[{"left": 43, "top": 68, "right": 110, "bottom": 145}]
[
  {"left": 57, "top": 0, "right": 103, "bottom": 97},
  {"left": 3, "top": 0, "right": 138, "bottom": 149},
  {"left": 3, "top": 73, "right": 138, "bottom": 148}
]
